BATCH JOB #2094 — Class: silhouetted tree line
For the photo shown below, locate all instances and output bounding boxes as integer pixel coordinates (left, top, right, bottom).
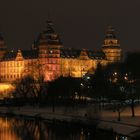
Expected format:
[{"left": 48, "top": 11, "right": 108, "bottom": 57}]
[
  {"left": 87, "top": 52, "right": 140, "bottom": 120},
  {"left": 11, "top": 75, "right": 82, "bottom": 107}
]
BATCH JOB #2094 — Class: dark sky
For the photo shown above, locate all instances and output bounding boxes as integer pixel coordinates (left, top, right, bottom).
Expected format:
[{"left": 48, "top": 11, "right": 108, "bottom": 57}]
[{"left": 0, "top": 0, "right": 140, "bottom": 53}]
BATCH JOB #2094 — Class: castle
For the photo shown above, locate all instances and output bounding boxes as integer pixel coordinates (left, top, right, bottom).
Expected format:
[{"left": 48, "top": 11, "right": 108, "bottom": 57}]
[{"left": 0, "top": 21, "right": 121, "bottom": 98}]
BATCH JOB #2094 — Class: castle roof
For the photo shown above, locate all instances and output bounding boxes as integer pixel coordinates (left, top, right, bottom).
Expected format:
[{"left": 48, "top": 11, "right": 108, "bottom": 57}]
[
  {"left": 103, "top": 26, "right": 120, "bottom": 49},
  {"left": 88, "top": 51, "right": 106, "bottom": 59},
  {"left": 60, "top": 48, "right": 106, "bottom": 60},
  {"left": 21, "top": 50, "right": 38, "bottom": 59},
  {"left": 60, "top": 48, "right": 81, "bottom": 58},
  {"left": 105, "top": 26, "right": 116, "bottom": 39},
  {"left": 2, "top": 49, "right": 38, "bottom": 61},
  {"left": 2, "top": 50, "right": 17, "bottom": 60},
  {"left": 34, "top": 20, "right": 62, "bottom": 46}
]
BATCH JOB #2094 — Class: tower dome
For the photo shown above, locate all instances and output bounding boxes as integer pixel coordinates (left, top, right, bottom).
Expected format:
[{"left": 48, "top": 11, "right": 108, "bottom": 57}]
[
  {"left": 35, "top": 20, "right": 62, "bottom": 46},
  {"left": 102, "top": 26, "right": 121, "bottom": 62}
]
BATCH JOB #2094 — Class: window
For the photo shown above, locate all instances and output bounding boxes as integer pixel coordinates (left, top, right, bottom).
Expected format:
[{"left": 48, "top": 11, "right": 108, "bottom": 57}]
[
  {"left": 57, "top": 66, "right": 60, "bottom": 71},
  {"left": 49, "top": 66, "right": 52, "bottom": 70},
  {"left": 52, "top": 66, "right": 56, "bottom": 70},
  {"left": 49, "top": 59, "right": 52, "bottom": 63},
  {"left": 53, "top": 59, "right": 56, "bottom": 64}
]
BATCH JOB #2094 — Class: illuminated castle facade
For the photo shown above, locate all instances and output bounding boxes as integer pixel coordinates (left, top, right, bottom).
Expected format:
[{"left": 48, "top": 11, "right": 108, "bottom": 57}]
[{"left": 0, "top": 21, "right": 122, "bottom": 97}]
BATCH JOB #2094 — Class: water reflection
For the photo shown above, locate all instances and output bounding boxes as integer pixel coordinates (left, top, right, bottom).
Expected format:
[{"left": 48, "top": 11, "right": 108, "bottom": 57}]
[
  {"left": 0, "top": 118, "right": 20, "bottom": 140},
  {"left": 0, "top": 116, "right": 129, "bottom": 140}
]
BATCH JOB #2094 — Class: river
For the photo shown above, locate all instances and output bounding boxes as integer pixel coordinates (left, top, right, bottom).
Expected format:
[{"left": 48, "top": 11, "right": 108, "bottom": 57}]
[{"left": 0, "top": 116, "right": 130, "bottom": 140}]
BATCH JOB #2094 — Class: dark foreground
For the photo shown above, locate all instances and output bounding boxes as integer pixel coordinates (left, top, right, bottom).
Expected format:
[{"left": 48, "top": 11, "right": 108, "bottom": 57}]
[{"left": 0, "top": 116, "right": 132, "bottom": 140}]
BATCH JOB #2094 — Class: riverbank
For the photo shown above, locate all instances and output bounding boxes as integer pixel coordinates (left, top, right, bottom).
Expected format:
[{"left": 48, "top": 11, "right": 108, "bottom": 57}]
[
  {"left": 0, "top": 105, "right": 99, "bottom": 126},
  {"left": 0, "top": 105, "right": 140, "bottom": 138}
]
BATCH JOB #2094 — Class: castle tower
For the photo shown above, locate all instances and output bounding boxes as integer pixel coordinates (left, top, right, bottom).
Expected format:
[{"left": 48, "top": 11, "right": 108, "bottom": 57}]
[
  {"left": 35, "top": 20, "right": 62, "bottom": 46},
  {"left": 35, "top": 20, "right": 63, "bottom": 58},
  {"left": 102, "top": 26, "right": 121, "bottom": 62},
  {"left": 43, "top": 20, "right": 61, "bottom": 45},
  {"left": 35, "top": 20, "right": 63, "bottom": 81},
  {"left": 0, "top": 34, "right": 7, "bottom": 59}
]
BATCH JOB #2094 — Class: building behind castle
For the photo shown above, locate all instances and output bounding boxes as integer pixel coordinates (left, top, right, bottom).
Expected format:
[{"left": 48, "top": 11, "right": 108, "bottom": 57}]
[{"left": 0, "top": 21, "right": 122, "bottom": 98}]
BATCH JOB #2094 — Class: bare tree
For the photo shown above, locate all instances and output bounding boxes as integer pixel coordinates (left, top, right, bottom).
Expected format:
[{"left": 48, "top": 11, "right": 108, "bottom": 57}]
[{"left": 13, "top": 59, "right": 48, "bottom": 105}]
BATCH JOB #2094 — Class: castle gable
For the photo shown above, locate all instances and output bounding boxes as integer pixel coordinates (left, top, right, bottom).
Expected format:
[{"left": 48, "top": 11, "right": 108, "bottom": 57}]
[
  {"left": 15, "top": 50, "right": 24, "bottom": 61},
  {"left": 60, "top": 48, "right": 106, "bottom": 60},
  {"left": 79, "top": 49, "right": 89, "bottom": 60}
]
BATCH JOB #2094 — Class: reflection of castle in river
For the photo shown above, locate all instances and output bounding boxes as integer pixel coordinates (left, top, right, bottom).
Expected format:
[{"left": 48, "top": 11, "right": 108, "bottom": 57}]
[
  {"left": 0, "top": 21, "right": 121, "bottom": 97},
  {"left": 0, "top": 117, "right": 125, "bottom": 140}
]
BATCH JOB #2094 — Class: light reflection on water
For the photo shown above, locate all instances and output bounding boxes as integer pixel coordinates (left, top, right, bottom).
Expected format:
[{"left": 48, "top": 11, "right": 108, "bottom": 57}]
[
  {"left": 0, "top": 117, "right": 129, "bottom": 140},
  {"left": 0, "top": 117, "right": 91, "bottom": 140},
  {"left": 0, "top": 118, "right": 21, "bottom": 140}
]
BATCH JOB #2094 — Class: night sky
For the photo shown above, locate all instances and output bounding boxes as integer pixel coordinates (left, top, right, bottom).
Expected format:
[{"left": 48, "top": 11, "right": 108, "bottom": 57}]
[{"left": 0, "top": 0, "right": 140, "bottom": 54}]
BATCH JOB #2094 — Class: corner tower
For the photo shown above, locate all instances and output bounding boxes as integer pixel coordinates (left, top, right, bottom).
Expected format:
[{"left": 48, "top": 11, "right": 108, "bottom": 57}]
[
  {"left": 102, "top": 26, "right": 121, "bottom": 62},
  {"left": 0, "top": 34, "right": 7, "bottom": 59}
]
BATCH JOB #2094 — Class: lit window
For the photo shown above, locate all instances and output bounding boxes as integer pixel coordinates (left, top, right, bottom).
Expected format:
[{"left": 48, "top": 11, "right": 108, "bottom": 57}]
[
  {"left": 57, "top": 66, "right": 60, "bottom": 71},
  {"left": 53, "top": 59, "right": 56, "bottom": 63},
  {"left": 53, "top": 66, "right": 56, "bottom": 70},
  {"left": 49, "top": 66, "right": 52, "bottom": 70}
]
